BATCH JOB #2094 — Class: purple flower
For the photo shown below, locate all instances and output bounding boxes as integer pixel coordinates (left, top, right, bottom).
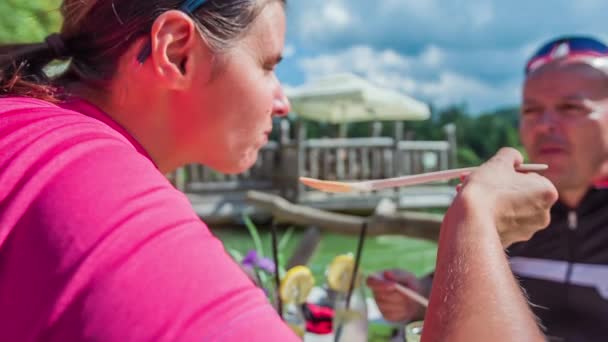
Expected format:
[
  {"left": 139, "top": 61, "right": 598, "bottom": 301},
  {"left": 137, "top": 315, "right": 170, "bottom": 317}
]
[{"left": 242, "top": 250, "right": 276, "bottom": 274}]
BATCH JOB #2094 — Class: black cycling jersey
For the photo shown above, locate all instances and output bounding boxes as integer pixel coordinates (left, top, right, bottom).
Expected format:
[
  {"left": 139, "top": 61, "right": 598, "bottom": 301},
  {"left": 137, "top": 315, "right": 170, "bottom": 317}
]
[{"left": 508, "top": 186, "right": 608, "bottom": 342}]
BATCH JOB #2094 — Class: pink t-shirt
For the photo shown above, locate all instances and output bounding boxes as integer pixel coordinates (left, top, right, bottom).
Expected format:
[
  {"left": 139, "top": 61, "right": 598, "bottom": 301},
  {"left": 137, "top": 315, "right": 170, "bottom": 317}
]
[{"left": 0, "top": 97, "right": 298, "bottom": 341}]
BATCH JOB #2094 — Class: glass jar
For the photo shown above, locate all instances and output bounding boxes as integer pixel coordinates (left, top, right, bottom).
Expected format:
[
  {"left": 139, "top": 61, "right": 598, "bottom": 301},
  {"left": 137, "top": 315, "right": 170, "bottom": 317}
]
[
  {"left": 404, "top": 320, "right": 424, "bottom": 342},
  {"left": 332, "top": 277, "right": 368, "bottom": 342},
  {"left": 284, "top": 303, "right": 306, "bottom": 338}
]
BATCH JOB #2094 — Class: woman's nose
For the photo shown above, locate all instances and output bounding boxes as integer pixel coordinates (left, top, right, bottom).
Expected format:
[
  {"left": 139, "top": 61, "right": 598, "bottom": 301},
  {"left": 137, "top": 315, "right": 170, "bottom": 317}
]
[{"left": 272, "top": 90, "right": 290, "bottom": 117}]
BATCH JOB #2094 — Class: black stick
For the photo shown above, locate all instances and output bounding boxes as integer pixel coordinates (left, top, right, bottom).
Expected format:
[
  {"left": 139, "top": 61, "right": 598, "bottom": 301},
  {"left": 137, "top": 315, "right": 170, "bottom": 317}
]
[
  {"left": 271, "top": 220, "right": 283, "bottom": 319},
  {"left": 334, "top": 221, "right": 368, "bottom": 341}
]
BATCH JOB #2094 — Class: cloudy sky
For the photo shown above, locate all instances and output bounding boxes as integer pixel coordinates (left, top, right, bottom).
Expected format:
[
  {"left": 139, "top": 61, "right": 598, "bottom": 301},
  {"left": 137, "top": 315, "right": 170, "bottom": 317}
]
[{"left": 276, "top": 0, "right": 608, "bottom": 114}]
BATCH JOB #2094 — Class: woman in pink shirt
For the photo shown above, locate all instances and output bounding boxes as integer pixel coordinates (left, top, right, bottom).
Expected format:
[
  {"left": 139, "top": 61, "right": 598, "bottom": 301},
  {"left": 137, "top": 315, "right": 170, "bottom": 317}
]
[{"left": 0, "top": 0, "right": 557, "bottom": 341}]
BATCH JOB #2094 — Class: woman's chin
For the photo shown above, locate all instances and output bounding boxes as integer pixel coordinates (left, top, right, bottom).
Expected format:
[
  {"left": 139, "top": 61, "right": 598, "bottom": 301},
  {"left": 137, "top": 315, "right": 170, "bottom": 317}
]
[
  {"left": 237, "top": 154, "right": 259, "bottom": 173},
  {"left": 223, "top": 152, "right": 259, "bottom": 174},
  {"left": 197, "top": 148, "right": 260, "bottom": 175}
]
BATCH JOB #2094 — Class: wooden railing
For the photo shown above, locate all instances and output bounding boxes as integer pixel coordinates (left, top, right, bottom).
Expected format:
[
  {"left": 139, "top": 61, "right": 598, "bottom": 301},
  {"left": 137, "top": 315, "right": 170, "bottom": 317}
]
[
  {"left": 287, "top": 137, "right": 453, "bottom": 207},
  {"left": 300, "top": 138, "right": 450, "bottom": 181},
  {"left": 170, "top": 136, "right": 454, "bottom": 203},
  {"left": 173, "top": 141, "right": 280, "bottom": 193}
]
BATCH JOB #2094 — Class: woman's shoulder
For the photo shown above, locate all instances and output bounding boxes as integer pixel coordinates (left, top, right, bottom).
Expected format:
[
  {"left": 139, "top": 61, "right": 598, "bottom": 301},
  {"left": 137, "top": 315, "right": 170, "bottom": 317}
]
[
  {"left": 0, "top": 96, "right": 142, "bottom": 154},
  {"left": 0, "top": 96, "right": 118, "bottom": 133},
  {"left": 0, "top": 96, "right": 61, "bottom": 110},
  {"left": 0, "top": 96, "right": 92, "bottom": 120},
  {"left": 0, "top": 96, "right": 154, "bottom": 189}
]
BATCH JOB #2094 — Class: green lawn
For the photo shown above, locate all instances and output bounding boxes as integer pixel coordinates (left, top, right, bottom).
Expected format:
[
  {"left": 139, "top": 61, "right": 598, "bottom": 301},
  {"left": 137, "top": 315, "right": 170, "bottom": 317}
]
[{"left": 210, "top": 226, "right": 438, "bottom": 283}]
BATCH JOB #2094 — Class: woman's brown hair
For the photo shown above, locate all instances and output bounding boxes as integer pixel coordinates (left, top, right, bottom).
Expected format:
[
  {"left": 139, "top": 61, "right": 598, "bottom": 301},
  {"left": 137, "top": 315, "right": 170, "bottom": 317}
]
[{"left": 0, "top": 0, "right": 286, "bottom": 103}]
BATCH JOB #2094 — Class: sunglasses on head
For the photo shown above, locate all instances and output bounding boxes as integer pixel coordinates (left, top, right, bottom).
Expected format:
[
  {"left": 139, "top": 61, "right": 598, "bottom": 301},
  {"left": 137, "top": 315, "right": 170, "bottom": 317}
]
[
  {"left": 525, "top": 36, "right": 608, "bottom": 75},
  {"left": 136, "top": 0, "right": 209, "bottom": 63}
]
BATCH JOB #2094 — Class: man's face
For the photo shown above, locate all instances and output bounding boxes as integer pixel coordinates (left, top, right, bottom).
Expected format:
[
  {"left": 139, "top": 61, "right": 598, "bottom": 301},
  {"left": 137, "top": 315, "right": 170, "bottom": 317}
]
[{"left": 520, "top": 61, "right": 608, "bottom": 193}]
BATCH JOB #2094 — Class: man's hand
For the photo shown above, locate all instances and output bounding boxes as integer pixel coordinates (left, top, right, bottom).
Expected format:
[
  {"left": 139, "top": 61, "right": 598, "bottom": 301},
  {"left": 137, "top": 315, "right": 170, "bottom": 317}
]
[{"left": 366, "top": 270, "right": 427, "bottom": 322}]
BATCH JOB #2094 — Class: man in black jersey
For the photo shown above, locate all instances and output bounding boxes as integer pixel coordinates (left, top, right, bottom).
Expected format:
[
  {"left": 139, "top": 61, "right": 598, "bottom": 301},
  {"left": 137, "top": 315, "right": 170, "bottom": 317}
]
[{"left": 368, "top": 35, "right": 608, "bottom": 342}]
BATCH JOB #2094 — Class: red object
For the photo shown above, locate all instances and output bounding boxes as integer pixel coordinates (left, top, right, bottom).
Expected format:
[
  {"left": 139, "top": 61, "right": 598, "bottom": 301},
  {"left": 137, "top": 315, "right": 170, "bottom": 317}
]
[
  {"left": 303, "top": 303, "right": 334, "bottom": 334},
  {"left": 595, "top": 179, "right": 608, "bottom": 188}
]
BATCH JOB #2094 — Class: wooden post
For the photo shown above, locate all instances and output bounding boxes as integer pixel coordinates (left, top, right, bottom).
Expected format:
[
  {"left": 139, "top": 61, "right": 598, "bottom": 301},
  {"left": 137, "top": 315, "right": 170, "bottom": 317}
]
[
  {"left": 371, "top": 147, "right": 382, "bottom": 179},
  {"left": 347, "top": 148, "right": 356, "bottom": 179},
  {"left": 276, "top": 119, "right": 290, "bottom": 198},
  {"left": 393, "top": 121, "right": 404, "bottom": 202},
  {"left": 310, "top": 148, "right": 319, "bottom": 179},
  {"left": 393, "top": 121, "right": 404, "bottom": 142},
  {"left": 361, "top": 147, "right": 370, "bottom": 179},
  {"left": 322, "top": 148, "right": 332, "bottom": 179},
  {"left": 294, "top": 120, "right": 307, "bottom": 202},
  {"left": 371, "top": 121, "right": 383, "bottom": 137},
  {"left": 338, "top": 123, "right": 348, "bottom": 138},
  {"left": 280, "top": 118, "right": 291, "bottom": 144},
  {"left": 393, "top": 121, "right": 404, "bottom": 176},
  {"left": 336, "top": 148, "right": 346, "bottom": 180},
  {"left": 402, "top": 150, "right": 411, "bottom": 175},
  {"left": 439, "top": 148, "right": 449, "bottom": 171},
  {"left": 444, "top": 123, "right": 457, "bottom": 169}
]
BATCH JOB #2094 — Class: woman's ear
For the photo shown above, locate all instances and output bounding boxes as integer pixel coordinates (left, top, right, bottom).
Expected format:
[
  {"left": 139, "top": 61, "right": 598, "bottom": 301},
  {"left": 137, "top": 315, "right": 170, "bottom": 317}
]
[{"left": 147, "top": 10, "right": 211, "bottom": 89}]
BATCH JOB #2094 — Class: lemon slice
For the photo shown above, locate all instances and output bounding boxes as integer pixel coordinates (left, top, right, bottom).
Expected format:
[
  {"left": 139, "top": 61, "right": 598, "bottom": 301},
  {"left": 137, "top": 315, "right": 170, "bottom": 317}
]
[
  {"left": 326, "top": 254, "right": 357, "bottom": 292},
  {"left": 280, "top": 265, "right": 315, "bottom": 304}
]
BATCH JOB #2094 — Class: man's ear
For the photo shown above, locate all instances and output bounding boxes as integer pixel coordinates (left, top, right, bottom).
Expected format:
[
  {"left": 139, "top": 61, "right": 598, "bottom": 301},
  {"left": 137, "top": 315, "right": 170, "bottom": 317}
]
[{"left": 148, "top": 10, "right": 209, "bottom": 89}]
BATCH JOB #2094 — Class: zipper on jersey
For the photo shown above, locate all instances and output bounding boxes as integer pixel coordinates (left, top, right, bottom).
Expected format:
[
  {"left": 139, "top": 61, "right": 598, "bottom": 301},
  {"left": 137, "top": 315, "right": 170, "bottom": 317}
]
[
  {"left": 567, "top": 211, "right": 578, "bottom": 231},
  {"left": 565, "top": 210, "right": 577, "bottom": 295}
]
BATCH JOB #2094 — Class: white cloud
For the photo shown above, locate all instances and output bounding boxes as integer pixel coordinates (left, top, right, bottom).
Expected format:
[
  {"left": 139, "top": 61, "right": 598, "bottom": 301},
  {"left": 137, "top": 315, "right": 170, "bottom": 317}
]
[
  {"left": 323, "top": 2, "right": 351, "bottom": 28},
  {"left": 283, "top": 44, "right": 296, "bottom": 58},
  {"left": 420, "top": 45, "right": 444, "bottom": 68},
  {"left": 470, "top": 0, "right": 495, "bottom": 29},
  {"left": 417, "top": 71, "right": 518, "bottom": 109},
  {"left": 379, "top": 0, "right": 438, "bottom": 18},
  {"left": 298, "top": 45, "right": 410, "bottom": 76},
  {"left": 296, "top": 45, "right": 519, "bottom": 113},
  {"left": 294, "top": 0, "right": 355, "bottom": 43}
]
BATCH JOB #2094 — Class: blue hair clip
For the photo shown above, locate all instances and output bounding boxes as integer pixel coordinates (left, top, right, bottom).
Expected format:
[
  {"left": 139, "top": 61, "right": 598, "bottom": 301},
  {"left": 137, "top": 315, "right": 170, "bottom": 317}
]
[
  {"left": 180, "top": 0, "right": 209, "bottom": 13},
  {"left": 137, "top": 0, "right": 209, "bottom": 63}
]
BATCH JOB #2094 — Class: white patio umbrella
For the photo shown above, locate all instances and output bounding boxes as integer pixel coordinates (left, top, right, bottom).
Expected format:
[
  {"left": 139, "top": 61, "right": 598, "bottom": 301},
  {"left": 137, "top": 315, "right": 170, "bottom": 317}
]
[{"left": 286, "top": 73, "right": 430, "bottom": 124}]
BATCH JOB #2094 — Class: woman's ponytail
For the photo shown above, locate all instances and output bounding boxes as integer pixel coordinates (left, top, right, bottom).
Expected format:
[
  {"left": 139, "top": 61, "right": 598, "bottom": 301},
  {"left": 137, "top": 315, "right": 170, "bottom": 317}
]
[{"left": 0, "top": 33, "right": 71, "bottom": 102}]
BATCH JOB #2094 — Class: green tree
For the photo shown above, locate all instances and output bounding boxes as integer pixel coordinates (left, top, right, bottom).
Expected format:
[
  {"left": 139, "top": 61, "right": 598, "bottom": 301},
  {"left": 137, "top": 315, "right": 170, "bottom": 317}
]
[
  {"left": 0, "top": 0, "right": 62, "bottom": 44},
  {"left": 401, "top": 105, "right": 523, "bottom": 167}
]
